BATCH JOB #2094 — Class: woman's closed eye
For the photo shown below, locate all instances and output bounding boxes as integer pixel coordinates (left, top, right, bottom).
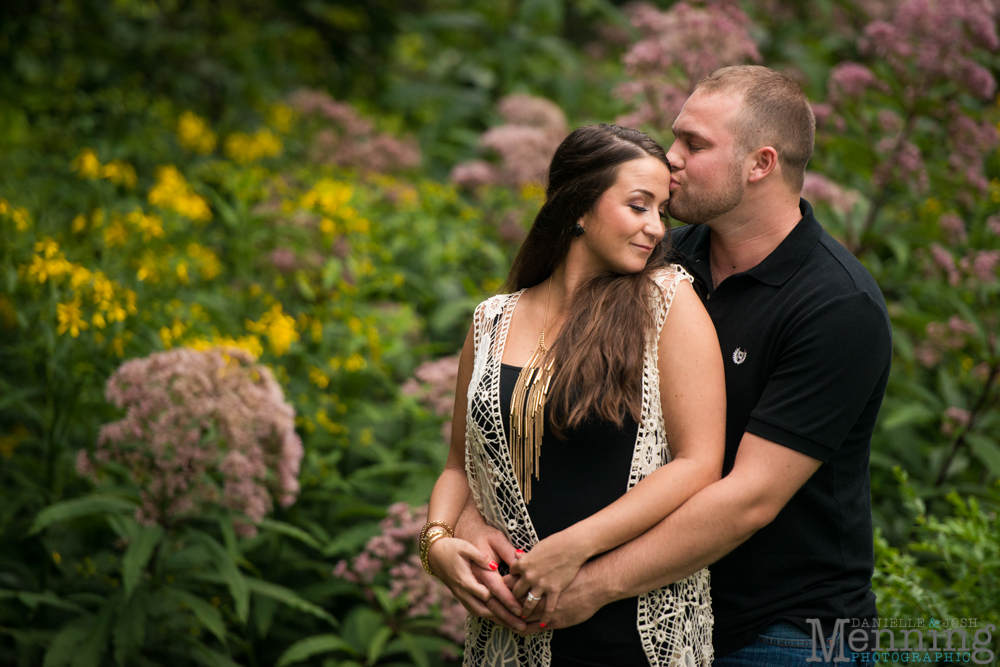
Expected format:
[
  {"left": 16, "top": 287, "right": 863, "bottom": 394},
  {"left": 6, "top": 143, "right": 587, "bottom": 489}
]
[{"left": 629, "top": 204, "right": 649, "bottom": 213}]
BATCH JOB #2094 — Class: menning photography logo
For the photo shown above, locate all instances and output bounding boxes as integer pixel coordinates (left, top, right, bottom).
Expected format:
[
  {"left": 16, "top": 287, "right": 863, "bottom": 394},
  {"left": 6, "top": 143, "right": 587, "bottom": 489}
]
[{"left": 805, "top": 617, "right": 996, "bottom": 664}]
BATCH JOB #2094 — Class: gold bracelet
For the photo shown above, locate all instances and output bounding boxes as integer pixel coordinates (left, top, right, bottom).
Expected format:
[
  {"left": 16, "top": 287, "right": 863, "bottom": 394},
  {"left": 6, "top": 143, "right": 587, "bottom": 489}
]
[
  {"left": 420, "top": 520, "right": 454, "bottom": 545},
  {"left": 420, "top": 527, "right": 451, "bottom": 576}
]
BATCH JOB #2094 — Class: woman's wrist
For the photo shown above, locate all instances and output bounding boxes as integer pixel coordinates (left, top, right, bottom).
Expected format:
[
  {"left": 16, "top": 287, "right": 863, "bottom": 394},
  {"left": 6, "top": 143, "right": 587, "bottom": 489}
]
[
  {"left": 552, "top": 526, "right": 597, "bottom": 564},
  {"left": 420, "top": 520, "right": 456, "bottom": 576}
]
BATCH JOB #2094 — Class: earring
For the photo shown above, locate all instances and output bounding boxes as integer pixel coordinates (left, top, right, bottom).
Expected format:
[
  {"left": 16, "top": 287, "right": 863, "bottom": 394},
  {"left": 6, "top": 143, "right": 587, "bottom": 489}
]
[{"left": 572, "top": 223, "right": 585, "bottom": 237}]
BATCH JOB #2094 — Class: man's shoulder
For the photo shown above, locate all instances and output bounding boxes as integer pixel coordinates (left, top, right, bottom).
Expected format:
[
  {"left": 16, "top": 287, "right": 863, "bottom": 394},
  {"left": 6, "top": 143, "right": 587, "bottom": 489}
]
[
  {"left": 666, "top": 223, "right": 704, "bottom": 259},
  {"left": 803, "top": 229, "right": 887, "bottom": 314}
]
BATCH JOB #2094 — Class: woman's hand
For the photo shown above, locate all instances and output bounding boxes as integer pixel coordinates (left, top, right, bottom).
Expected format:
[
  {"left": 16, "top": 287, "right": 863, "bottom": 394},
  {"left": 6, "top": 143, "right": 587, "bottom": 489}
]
[
  {"left": 427, "top": 537, "right": 501, "bottom": 619},
  {"left": 508, "top": 530, "right": 590, "bottom": 625}
]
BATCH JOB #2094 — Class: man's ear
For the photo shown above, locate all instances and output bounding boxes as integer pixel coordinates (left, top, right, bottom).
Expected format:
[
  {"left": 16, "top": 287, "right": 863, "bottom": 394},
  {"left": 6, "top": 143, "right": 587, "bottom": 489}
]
[{"left": 747, "top": 146, "right": 779, "bottom": 184}]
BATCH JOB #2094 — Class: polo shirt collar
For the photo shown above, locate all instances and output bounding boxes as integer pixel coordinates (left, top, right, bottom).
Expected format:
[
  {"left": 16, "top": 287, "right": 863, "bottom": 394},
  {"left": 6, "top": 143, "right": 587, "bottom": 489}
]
[
  {"left": 745, "top": 199, "right": 822, "bottom": 286},
  {"left": 678, "top": 198, "right": 822, "bottom": 289}
]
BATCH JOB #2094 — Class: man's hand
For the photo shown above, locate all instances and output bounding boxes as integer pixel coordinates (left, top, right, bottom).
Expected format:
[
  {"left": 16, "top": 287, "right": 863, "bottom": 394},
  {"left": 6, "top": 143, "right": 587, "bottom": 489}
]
[
  {"left": 509, "top": 530, "right": 588, "bottom": 626},
  {"left": 518, "top": 561, "right": 604, "bottom": 633},
  {"left": 455, "top": 500, "right": 526, "bottom": 632}
]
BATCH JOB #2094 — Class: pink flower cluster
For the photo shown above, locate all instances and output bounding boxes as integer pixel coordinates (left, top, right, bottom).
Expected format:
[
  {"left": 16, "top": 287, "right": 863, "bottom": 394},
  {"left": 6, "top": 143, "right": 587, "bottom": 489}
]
[
  {"left": 823, "top": 0, "right": 999, "bottom": 197},
  {"left": 401, "top": 355, "right": 460, "bottom": 442},
  {"left": 288, "top": 89, "right": 421, "bottom": 173},
  {"left": 802, "top": 172, "right": 862, "bottom": 216},
  {"left": 333, "top": 502, "right": 466, "bottom": 644},
  {"left": 615, "top": 0, "right": 761, "bottom": 130},
  {"left": 859, "top": 0, "right": 998, "bottom": 101},
  {"left": 914, "top": 316, "right": 980, "bottom": 367},
  {"left": 77, "top": 347, "right": 304, "bottom": 536},
  {"left": 926, "top": 241, "right": 999, "bottom": 287},
  {"left": 450, "top": 94, "right": 567, "bottom": 187},
  {"left": 941, "top": 406, "right": 973, "bottom": 436}
]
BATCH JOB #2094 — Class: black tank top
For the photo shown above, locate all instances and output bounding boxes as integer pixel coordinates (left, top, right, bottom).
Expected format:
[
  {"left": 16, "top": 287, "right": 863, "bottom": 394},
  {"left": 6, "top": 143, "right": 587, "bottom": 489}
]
[{"left": 498, "top": 363, "right": 648, "bottom": 666}]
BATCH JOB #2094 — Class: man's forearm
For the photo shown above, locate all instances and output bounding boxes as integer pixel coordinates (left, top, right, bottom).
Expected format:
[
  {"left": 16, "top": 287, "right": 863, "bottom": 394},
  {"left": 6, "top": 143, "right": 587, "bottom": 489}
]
[{"left": 581, "top": 473, "right": 768, "bottom": 604}]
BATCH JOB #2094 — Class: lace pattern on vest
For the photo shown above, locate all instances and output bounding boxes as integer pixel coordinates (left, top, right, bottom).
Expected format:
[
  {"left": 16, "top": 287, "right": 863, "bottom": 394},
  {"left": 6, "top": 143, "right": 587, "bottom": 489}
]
[{"left": 463, "top": 265, "right": 713, "bottom": 667}]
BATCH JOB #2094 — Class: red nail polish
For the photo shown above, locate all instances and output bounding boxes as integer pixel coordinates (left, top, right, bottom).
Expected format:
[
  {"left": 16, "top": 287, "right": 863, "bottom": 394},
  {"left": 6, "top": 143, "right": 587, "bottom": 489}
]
[
  {"left": 489, "top": 560, "right": 498, "bottom": 570},
  {"left": 540, "top": 623, "right": 546, "bottom": 628},
  {"left": 516, "top": 549, "right": 524, "bottom": 555}
]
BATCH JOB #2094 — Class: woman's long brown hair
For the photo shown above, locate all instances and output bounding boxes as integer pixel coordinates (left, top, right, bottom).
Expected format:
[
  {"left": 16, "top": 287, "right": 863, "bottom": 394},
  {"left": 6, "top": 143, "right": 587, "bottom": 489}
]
[{"left": 504, "top": 124, "right": 671, "bottom": 437}]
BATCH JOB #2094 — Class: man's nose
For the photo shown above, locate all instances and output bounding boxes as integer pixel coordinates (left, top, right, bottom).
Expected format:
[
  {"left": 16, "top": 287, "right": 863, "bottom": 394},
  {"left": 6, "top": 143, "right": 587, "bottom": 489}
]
[{"left": 665, "top": 141, "right": 682, "bottom": 171}]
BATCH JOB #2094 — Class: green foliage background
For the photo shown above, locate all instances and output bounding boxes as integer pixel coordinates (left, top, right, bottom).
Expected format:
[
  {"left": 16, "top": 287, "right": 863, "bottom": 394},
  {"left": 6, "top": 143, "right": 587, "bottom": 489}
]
[{"left": 1, "top": 1, "right": 999, "bottom": 665}]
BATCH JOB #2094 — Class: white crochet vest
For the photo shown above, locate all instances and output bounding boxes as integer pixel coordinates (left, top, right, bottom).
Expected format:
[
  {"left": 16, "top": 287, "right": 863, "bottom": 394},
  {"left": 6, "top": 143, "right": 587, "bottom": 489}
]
[{"left": 462, "top": 264, "right": 713, "bottom": 667}]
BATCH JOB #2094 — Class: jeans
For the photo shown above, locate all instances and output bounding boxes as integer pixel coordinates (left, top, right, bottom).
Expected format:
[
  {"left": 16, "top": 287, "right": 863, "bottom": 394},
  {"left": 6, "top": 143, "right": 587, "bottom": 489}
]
[{"left": 713, "top": 621, "right": 875, "bottom": 667}]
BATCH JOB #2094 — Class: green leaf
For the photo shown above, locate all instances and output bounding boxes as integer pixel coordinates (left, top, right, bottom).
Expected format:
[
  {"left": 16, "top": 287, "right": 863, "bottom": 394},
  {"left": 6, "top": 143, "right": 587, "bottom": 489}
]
[
  {"left": 192, "top": 531, "right": 250, "bottom": 623},
  {"left": 257, "top": 518, "right": 323, "bottom": 550},
  {"left": 881, "top": 403, "right": 937, "bottom": 430},
  {"left": 245, "top": 578, "right": 338, "bottom": 627},
  {"left": 366, "top": 626, "right": 394, "bottom": 665},
  {"left": 30, "top": 495, "right": 137, "bottom": 534},
  {"left": 113, "top": 589, "right": 147, "bottom": 667},
  {"left": 72, "top": 600, "right": 113, "bottom": 667},
  {"left": 43, "top": 617, "right": 92, "bottom": 667},
  {"left": 275, "top": 634, "right": 355, "bottom": 667},
  {"left": 186, "top": 640, "right": 245, "bottom": 667},
  {"left": 253, "top": 595, "right": 279, "bottom": 640},
  {"left": 967, "top": 434, "right": 1000, "bottom": 478},
  {"left": 122, "top": 524, "right": 164, "bottom": 598},
  {"left": 1, "top": 589, "right": 85, "bottom": 614},
  {"left": 164, "top": 588, "right": 228, "bottom": 644},
  {"left": 398, "top": 632, "right": 430, "bottom": 667}
]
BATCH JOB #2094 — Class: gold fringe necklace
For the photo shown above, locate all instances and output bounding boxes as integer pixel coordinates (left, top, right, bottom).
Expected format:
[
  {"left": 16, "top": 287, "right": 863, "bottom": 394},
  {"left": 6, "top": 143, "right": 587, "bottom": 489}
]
[{"left": 510, "top": 280, "right": 555, "bottom": 504}]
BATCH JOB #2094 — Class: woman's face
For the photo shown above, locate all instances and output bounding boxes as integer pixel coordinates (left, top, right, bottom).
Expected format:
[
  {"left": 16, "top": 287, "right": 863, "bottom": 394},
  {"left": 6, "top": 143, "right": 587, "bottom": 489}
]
[{"left": 579, "top": 155, "right": 670, "bottom": 274}]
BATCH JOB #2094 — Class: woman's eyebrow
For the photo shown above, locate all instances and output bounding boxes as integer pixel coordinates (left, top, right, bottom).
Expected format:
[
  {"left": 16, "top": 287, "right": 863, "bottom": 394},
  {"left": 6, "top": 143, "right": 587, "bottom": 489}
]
[{"left": 629, "top": 189, "right": 658, "bottom": 198}]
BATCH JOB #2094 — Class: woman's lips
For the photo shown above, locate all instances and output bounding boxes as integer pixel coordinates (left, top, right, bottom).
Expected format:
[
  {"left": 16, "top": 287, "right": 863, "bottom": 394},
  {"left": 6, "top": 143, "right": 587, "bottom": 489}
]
[{"left": 632, "top": 243, "right": 653, "bottom": 252}]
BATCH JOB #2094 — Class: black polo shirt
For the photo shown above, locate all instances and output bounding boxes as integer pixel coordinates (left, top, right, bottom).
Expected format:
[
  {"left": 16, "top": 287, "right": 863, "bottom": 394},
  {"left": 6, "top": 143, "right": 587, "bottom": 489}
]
[{"left": 667, "top": 199, "right": 892, "bottom": 658}]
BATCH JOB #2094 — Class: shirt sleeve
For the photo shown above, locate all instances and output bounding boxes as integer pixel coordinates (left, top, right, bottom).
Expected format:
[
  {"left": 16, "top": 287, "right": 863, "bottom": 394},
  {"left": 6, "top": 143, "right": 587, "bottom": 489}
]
[{"left": 745, "top": 291, "right": 892, "bottom": 462}]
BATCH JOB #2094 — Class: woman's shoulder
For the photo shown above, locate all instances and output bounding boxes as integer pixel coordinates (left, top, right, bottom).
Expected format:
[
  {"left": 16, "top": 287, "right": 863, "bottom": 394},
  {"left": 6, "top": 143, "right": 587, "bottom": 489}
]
[
  {"left": 473, "top": 289, "right": 523, "bottom": 323},
  {"left": 648, "top": 262, "right": 694, "bottom": 292}
]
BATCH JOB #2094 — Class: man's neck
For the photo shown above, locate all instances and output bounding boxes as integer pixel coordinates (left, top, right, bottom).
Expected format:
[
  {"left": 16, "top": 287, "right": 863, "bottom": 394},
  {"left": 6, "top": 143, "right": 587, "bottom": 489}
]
[{"left": 707, "top": 198, "right": 802, "bottom": 287}]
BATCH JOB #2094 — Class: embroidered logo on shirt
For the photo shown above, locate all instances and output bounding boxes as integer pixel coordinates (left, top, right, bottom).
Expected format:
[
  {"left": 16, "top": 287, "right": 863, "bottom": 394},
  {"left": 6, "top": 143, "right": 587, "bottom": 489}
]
[{"left": 732, "top": 348, "right": 747, "bottom": 365}]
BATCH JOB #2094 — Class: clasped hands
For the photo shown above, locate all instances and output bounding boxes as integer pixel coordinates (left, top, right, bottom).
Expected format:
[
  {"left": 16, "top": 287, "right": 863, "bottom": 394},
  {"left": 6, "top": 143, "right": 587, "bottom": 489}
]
[{"left": 427, "top": 520, "right": 601, "bottom": 634}]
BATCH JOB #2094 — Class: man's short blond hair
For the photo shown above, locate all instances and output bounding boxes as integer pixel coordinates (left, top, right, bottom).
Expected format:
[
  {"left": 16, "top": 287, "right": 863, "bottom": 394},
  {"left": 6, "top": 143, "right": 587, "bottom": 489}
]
[{"left": 695, "top": 65, "right": 815, "bottom": 192}]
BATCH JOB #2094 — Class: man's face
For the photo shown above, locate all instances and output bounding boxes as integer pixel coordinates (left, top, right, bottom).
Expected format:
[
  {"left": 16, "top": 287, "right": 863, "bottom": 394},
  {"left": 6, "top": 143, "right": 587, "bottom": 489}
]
[{"left": 666, "top": 89, "right": 747, "bottom": 225}]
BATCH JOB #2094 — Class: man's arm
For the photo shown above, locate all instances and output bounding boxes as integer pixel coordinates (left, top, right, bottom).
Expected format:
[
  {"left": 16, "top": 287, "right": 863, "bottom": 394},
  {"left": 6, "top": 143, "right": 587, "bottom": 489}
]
[{"left": 523, "top": 432, "right": 821, "bottom": 630}]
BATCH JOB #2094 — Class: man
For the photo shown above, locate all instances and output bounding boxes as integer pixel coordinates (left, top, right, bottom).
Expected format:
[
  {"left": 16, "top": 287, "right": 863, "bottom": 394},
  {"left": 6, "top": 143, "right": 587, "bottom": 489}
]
[{"left": 458, "top": 65, "right": 891, "bottom": 665}]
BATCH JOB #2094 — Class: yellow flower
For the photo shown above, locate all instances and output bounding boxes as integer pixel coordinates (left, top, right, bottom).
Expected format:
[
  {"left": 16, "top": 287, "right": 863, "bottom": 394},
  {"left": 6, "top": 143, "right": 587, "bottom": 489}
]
[
  {"left": 111, "top": 332, "right": 133, "bottom": 357},
  {"left": 300, "top": 179, "right": 353, "bottom": 216},
  {"left": 126, "top": 208, "right": 165, "bottom": 241},
  {"left": 56, "top": 298, "right": 89, "bottom": 337},
  {"left": 176, "top": 111, "right": 218, "bottom": 154},
  {"left": 71, "top": 148, "right": 102, "bottom": 179},
  {"left": 72, "top": 214, "right": 87, "bottom": 233},
  {"left": 245, "top": 303, "right": 299, "bottom": 356},
  {"left": 267, "top": 103, "right": 296, "bottom": 133},
  {"left": 71, "top": 149, "right": 137, "bottom": 188},
  {"left": 69, "top": 265, "right": 92, "bottom": 290},
  {"left": 186, "top": 243, "right": 221, "bottom": 280},
  {"left": 0, "top": 199, "right": 7, "bottom": 215},
  {"left": 103, "top": 220, "right": 129, "bottom": 247},
  {"left": 35, "top": 238, "right": 59, "bottom": 258},
  {"left": 91, "top": 274, "right": 115, "bottom": 305},
  {"left": 0, "top": 294, "right": 16, "bottom": 328},
  {"left": 101, "top": 160, "right": 137, "bottom": 189},
  {"left": 345, "top": 353, "right": 366, "bottom": 372},
  {"left": 224, "top": 129, "right": 282, "bottom": 164},
  {"left": 187, "top": 333, "right": 263, "bottom": 359},
  {"left": 176, "top": 260, "right": 189, "bottom": 284},
  {"left": 308, "top": 366, "right": 330, "bottom": 388},
  {"left": 92, "top": 312, "right": 107, "bottom": 329},
  {"left": 136, "top": 252, "right": 159, "bottom": 282},
  {"left": 11, "top": 208, "right": 30, "bottom": 231},
  {"left": 148, "top": 165, "right": 212, "bottom": 222}
]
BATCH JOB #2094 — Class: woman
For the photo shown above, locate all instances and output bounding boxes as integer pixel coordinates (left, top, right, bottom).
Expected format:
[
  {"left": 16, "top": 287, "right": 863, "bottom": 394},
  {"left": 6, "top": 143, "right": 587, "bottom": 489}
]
[{"left": 422, "top": 124, "right": 726, "bottom": 667}]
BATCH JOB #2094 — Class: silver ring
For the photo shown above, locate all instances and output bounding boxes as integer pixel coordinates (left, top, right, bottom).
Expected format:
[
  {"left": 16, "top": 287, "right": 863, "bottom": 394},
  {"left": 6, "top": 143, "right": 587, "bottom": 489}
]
[{"left": 526, "top": 592, "right": 542, "bottom": 603}]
